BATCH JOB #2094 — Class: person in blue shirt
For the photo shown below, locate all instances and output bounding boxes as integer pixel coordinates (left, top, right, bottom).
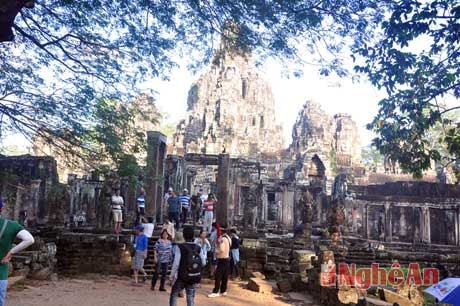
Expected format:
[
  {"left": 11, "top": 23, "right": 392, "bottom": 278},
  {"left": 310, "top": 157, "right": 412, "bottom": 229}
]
[
  {"left": 179, "top": 189, "right": 191, "bottom": 225},
  {"left": 132, "top": 224, "right": 148, "bottom": 285},
  {"left": 167, "top": 192, "right": 181, "bottom": 230}
]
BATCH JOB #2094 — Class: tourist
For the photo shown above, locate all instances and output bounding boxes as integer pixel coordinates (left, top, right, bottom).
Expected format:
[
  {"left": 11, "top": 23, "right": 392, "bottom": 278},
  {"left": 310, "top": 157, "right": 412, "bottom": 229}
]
[
  {"left": 111, "top": 189, "right": 124, "bottom": 235},
  {"left": 151, "top": 229, "right": 172, "bottom": 291},
  {"left": 136, "top": 189, "right": 146, "bottom": 224},
  {"left": 190, "top": 193, "right": 201, "bottom": 227},
  {"left": 209, "top": 222, "right": 222, "bottom": 278},
  {"left": 131, "top": 224, "right": 148, "bottom": 285},
  {"left": 208, "top": 228, "right": 232, "bottom": 298},
  {"left": 0, "top": 201, "right": 35, "bottom": 306},
  {"left": 194, "top": 230, "right": 211, "bottom": 268},
  {"left": 229, "top": 228, "right": 240, "bottom": 280},
  {"left": 142, "top": 217, "right": 155, "bottom": 238},
  {"left": 164, "top": 187, "right": 173, "bottom": 212},
  {"left": 167, "top": 191, "right": 181, "bottom": 230},
  {"left": 203, "top": 193, "right": 216, "bottom": 234},
  {"left": 169, "top": 226, "right": 202, "bottom": 306},
  {"left": 179, "top": 189, "right": 191, "bottom": 225},
  {"left": 162, "top": 215, "right": 176, "bottom": 240}
]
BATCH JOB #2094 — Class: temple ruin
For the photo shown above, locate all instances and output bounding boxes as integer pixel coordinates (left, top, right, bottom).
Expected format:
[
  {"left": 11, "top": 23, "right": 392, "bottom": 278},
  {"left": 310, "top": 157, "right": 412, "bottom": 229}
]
[{"left": 1, "top": 35, "right": 459, "bottom": 306}]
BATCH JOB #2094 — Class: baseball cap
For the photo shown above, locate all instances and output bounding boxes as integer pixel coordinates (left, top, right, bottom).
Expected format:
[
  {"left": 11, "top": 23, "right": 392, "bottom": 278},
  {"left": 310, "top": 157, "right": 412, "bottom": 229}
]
[
  {"left": 134, "top": 224, "right": 144, "bottom": 231},
  {"left": 183, "top": 188, "right": 188, "bottom": 193},
  {"left": 168, "top": 187, "right": 173, "bottom": 192}
]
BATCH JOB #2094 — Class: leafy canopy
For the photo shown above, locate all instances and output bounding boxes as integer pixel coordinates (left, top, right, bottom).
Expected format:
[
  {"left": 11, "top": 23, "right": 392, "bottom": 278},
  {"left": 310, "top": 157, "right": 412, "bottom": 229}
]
[{"left": 355, "top": 0, "right": 460, "bottom": 178}]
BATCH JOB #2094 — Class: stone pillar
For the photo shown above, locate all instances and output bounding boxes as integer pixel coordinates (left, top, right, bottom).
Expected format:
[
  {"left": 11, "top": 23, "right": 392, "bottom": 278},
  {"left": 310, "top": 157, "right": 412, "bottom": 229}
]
[
  {"left": 146, "top": 131, "right": 167, "bottom": 223},
  {"left": 216, "top": 154, "right": 230, "bottom": 227},
  {"left": 384, "top": 203, "right": 392, "bottom": 242},
  {"left": 281, "top": 186, "right": 294, "bottom": 229},
  {"left": 421, "top": 206, "right": 431, "bottom": 243},
  {"left": 363, "top": 205, "right": 368, "bottom": 239}
]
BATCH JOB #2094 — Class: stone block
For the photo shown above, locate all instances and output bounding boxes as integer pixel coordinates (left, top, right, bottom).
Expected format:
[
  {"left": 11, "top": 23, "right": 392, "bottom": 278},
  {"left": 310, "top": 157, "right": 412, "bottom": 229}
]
[
  {"left": 380, "top": 288, "right": 417, "bottom": 306},
  {"left": 292, "top": 250, "right": 316, "bottom": 263},
  {"left": 250, "top": 271, "right": 266, "bottom": 279},
  {"left": 247, "top": 278, "right": 274, "bottom": 294},
  {"left": 277, "top": 279, "right": 292, "bottom": 293}
]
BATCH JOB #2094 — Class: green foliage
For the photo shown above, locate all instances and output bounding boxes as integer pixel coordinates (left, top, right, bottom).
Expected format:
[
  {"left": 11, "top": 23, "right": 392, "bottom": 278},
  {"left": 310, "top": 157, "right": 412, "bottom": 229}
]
[
  {"left": 160, "top": 124, "right": 176, "bottom": 138},
  {"left": 361, "top": 145, "right": 384, "bottom": 171},
  {"left": 355, "top": 0, "right": 460, "bottom": 178}
]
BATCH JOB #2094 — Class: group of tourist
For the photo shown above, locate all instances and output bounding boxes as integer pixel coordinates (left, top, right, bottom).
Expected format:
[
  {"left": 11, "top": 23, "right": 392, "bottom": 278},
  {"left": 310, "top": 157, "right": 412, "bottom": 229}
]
[{"left": 131, "top": 220, "right": 241, "bottom": 306}]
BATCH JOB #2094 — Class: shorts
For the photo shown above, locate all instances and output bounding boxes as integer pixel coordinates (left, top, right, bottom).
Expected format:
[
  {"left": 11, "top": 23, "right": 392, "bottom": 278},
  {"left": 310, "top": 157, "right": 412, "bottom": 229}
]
[
  {"left": 112, "top": 209, "right": 123, "bottom": 222},
  {"left": 132, "top": 251, "right": 145, "bottom": 270},
  {"left": 138, "top": 207, "right": 145, "bottom": 216}
]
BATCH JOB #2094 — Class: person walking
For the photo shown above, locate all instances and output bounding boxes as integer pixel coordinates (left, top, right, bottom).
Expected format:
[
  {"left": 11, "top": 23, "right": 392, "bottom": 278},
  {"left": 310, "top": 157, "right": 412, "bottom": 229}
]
[
  {"left": 131, "top": 224, "right": 148, "bottom": 285},
  {"left": 162, "top": 215, "right": 176, "bottom": 241},
  {"left": 178, "top": 189, "right": 191, "bottom": 225},
  {"left": 208, "top": 228, "right": 232, "bottom": 298},
  {"left": 151, "top": 229, "right": 172, "bottom": 291},
  {"left": 167, "top": 192, "right": 181, "bottom": 230},
  {"left": 0, "top": 200, "right": 35, "bottom": 306},
  {"left": 190, "top": 194, "right": 201, "bottom": 228},
  {"left": 111, "top": 189, "right": 124, "bottom": 235},
  {"left": 209, "top": 222, "right": 221, "bottom": 278},
  {"left": 229, "top": 229, "right": 241, "bottom": 280},
  {"left": 169, "top": 226, "right": 202, "bottom": 306},
  {"left": 136, "top": 189, "right": 146, "bottom": 225},
  {"left": 203, "top": 193, "right": 216, "bottom": 234}
]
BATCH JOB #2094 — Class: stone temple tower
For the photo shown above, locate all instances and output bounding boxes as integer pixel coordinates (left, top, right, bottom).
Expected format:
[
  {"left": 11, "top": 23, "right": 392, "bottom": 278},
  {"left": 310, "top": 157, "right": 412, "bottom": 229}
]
[{"left": 170, "top": 25, "right": 283, "bottom": 158}]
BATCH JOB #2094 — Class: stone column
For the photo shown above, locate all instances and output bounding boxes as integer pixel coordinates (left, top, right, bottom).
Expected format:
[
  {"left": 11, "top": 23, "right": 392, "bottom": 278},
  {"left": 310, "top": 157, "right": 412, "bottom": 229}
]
[
  {"left": 216, "top": 154, "right": 230, "bottom": 227},
  {"left": 421, "top": 206, "right": 431, "bottom": 243},
  {"left": 363, "top": 205, "right": 368, "bottom": 239},
  {"left": 146, "top": 131, "right": 167, "bottom": 223},
  {"left": 281, "top": 186, "right": 294, "bottom": 229},
  {"left": 384, "top": 203, "right": 392, "bottom": 242}
]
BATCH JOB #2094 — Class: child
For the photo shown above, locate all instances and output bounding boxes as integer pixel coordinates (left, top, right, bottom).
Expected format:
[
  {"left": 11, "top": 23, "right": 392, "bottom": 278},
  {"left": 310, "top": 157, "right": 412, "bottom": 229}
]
[
  {"left": 132, "top": 224, "right": 148, "bottom": 285},
  {"left": 151, "top": 229, "right": 172, "bottom": 291}
]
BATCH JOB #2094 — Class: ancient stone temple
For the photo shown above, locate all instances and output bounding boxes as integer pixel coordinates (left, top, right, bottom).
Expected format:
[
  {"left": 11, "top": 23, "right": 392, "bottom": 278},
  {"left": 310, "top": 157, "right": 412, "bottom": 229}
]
[{"left": 170, "top": 38, "right": 283, "bottom": 158}]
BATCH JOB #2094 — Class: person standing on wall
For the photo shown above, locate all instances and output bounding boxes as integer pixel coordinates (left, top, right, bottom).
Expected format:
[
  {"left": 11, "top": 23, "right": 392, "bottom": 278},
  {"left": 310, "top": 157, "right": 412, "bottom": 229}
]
[
  {"left": 0, "top": 199, "right": 35, "bottom": 306},
  {"left": 208, "top": 228, "right": 232, "bottom": 298},
  {"left": 203, "top": 193, "right": 217, "bottom": 234},
  {"left": 190, "top": 193, "right": 201, "bottom": 230},
  {"left": 136, "top": 189, "right": 146, "bottom": 225},
  {"left": 111, "top": 189, "right": 124, "bottom": 235},
  {"left": 167, "top": 192, "right": 181, "bottom": 230},
  {"left": 179, "top": 189, "right": 191, "bottom": 226}
]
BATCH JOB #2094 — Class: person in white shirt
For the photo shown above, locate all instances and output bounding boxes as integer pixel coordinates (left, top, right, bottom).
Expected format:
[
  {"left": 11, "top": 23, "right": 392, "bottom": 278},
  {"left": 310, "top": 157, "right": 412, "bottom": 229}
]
[
  {"left": 142, "top": 217, "right": 155, "bottom": 238},
  {"left": 111, "top": 189, "right": 124, "bottom": 235}
]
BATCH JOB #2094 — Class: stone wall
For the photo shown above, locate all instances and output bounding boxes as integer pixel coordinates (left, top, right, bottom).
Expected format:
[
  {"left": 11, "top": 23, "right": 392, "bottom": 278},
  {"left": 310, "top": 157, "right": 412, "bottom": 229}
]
[
  {"left": 56, "top": 233, "right": 133, "bottom": 275},
  {"left": 0, "top": 155, "right": 61, "bottom": 226},
  {"left": 347, "top": 181, "right": 460, "bottom": 246}
]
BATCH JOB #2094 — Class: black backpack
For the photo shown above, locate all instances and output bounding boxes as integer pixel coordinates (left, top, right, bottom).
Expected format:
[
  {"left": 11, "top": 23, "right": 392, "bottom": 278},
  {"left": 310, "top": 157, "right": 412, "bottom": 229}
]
[{"left": 178, "top": 243, "right": 202, "bottom": 284}]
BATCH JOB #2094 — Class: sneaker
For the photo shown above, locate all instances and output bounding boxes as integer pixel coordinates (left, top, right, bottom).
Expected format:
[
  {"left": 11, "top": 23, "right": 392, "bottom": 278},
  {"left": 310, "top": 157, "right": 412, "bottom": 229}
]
[
  {"left": 208, "top": 293, "right": 221, "bottom": 298},
  {"left": 221, "top": 292, "right": 227, "bottom": 296},
  {"left": 159, "top": 288, "right": 167, "bottom": 292}
]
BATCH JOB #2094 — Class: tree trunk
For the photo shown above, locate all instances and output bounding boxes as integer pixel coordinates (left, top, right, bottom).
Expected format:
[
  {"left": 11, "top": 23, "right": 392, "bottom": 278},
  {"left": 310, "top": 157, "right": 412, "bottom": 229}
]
[{"left": 0, "top": 0, "right": 34, "bottom": 42}]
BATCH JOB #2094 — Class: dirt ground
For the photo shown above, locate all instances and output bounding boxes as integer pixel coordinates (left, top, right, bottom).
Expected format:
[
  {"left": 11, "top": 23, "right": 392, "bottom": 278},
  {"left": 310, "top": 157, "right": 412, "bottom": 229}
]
[{"left": 7, "top": 274, "right": 318, "bottom": 306}]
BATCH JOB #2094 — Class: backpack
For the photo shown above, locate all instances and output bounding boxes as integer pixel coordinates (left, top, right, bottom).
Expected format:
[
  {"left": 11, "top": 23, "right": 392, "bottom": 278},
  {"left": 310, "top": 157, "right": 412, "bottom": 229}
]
[{"left": 178, "top": 243, "right": 202, "bottom": 284}]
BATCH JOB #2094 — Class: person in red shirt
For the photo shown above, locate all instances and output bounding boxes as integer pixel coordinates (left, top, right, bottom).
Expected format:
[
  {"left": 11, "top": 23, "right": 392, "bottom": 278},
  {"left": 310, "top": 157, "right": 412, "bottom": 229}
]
[{"left": 203, "top": 193, "right": 217, "bottom": 234}]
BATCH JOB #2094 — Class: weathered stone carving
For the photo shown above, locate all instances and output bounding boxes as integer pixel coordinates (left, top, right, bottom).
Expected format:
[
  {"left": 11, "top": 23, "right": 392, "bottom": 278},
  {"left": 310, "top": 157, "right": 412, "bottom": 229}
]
[{"left": 170, "top": 38, "right": 283, "bottom": 158}]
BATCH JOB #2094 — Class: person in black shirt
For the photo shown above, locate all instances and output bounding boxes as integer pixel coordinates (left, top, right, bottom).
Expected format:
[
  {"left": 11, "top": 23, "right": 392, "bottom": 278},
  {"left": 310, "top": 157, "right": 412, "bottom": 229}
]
[{"left": 229, "top": 229, "right": 240, "bottom": 280}]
